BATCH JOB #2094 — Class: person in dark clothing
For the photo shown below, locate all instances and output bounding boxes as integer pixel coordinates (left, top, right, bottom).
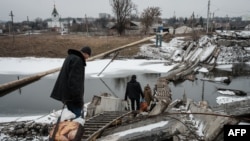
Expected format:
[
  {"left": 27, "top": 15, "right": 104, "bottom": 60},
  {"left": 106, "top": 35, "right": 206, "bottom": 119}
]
[
  {"left": 50, "top": 46, "right": 91, "bottom": 118},
  {"left": 124, "top": 75, "right": 144, "bottom": 111}
]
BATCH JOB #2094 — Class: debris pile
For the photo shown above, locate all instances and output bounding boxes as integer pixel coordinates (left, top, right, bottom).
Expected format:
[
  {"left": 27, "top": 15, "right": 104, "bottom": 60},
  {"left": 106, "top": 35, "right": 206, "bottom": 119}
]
[{"left": 0, "top": 121, "right": 52, "bottom": 140}]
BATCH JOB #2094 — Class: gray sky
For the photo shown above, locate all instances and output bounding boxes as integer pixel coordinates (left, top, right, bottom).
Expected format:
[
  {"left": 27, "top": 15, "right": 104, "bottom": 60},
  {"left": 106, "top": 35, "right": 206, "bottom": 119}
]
[{"left": 1, "top": 0, "right": 250, "bottom": 22}]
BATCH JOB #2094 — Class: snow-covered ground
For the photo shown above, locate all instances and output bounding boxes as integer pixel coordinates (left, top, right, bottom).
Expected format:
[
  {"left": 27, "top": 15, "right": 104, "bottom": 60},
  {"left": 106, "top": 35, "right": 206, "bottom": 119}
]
[
  {"left": 0, "top": 57, "right": 175, "bottom": 78},
  {"left": 1, "top": 31, "right": 250, "bottom": 140}
]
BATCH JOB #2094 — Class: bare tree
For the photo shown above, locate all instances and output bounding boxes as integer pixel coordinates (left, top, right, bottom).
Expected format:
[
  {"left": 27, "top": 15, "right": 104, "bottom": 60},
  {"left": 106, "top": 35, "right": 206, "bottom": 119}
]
[
  {"left": 110, "top": 0, "right": 136, "bottom": 35},
  {"left": 140, "top": 7, "right": 161, "bottom": 35}
]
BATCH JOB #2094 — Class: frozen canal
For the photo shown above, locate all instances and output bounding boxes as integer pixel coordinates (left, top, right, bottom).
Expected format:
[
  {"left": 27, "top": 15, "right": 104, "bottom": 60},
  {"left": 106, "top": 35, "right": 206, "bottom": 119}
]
[{"left": 0, "top": 62, "right": 249, "bottom": 117}]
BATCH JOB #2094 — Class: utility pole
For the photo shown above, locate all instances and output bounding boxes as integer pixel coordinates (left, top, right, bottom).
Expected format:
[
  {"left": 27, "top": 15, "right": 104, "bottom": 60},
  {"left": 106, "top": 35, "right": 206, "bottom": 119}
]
[
  {"left": 9, "top": 10, "right": 15, "bottom": 47},
  {"left": 206, "top": 0, "right": 210, "bottom": 34},
  {"left": 226, "top": 14, "right": 229, "bottom": 31},
  {"left": 27, "top": 16, "right": 30, "bottom": 37},
  {"left": 191, "top": 12, "right": 194, "bottom": 29},
  {"left": 85, "top": 14, "right": 88, "bottom": 36},
  {"left": 27, "top": 16, "right": 34, "bottom": 53}
]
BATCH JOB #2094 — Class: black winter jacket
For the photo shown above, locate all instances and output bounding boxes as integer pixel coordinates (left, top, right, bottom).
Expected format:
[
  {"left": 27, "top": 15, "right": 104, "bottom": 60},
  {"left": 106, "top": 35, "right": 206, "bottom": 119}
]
[
  {"left": 50, "top": 49, "right": 86, "bottom": 107},
  {"left": 124, "top": 79, "right": 144, "bottom": 100}
]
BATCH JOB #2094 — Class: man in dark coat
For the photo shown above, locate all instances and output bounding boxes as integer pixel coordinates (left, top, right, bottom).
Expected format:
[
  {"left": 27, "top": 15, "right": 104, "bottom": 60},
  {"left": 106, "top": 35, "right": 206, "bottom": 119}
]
[
  {"left": 124, "top": 75, "right": 144, "bottom": 111},
  {"left": 50, "top": 46, "right": 91, "bottom": 118}
]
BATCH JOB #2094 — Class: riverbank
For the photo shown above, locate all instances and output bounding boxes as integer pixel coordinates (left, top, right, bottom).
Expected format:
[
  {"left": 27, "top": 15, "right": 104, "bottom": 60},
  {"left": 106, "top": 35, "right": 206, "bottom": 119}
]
[{"left": 0, "top": 33, "right": 172, "bottom": 58}]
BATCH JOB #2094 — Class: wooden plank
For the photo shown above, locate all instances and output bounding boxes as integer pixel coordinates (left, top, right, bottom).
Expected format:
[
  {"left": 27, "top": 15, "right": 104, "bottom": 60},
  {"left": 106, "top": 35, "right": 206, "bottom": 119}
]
[
  {"left": 0, "top": 68, "right": 60, "bottom": 97},
  {"left": 88, "top": 32, "right": 168, "bottom": 61}
]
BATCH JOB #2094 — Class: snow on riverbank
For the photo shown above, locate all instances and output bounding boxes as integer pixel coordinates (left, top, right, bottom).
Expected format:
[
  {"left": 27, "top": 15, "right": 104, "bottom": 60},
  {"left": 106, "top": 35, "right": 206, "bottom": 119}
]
[{"left": 0, "top": 57, "right": 174, "bottom": 78}]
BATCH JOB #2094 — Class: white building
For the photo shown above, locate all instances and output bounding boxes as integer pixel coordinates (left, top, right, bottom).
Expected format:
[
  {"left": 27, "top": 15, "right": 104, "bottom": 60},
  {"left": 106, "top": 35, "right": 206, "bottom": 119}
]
[{"left": 47, "top": 4, "right": 63, "bottom": 32}]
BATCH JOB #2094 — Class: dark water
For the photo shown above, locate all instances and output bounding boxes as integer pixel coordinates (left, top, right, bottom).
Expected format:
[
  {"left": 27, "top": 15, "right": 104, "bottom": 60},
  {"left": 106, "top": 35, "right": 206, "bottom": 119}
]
[{"left": 0, "top": 63, "right": 249, "bottom": 117}]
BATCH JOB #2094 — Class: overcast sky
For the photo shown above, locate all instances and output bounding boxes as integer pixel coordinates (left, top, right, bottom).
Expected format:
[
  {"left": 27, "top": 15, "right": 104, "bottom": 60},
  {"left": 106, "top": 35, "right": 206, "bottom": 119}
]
[{"left": 1, "top": 0, "right": 250, "bottom": 22}]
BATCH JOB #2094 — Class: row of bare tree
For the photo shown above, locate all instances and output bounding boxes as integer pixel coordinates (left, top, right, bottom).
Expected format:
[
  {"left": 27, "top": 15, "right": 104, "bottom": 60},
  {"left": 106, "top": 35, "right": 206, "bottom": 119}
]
[{"left": 110, "top": 0, "right": 161, "bottom": 35}]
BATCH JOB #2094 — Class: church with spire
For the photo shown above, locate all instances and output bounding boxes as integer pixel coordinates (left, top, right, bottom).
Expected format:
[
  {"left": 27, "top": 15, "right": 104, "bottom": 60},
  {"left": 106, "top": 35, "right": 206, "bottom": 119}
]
[{"left": 47, "top": 4, "right": 63, "bottom": 32}]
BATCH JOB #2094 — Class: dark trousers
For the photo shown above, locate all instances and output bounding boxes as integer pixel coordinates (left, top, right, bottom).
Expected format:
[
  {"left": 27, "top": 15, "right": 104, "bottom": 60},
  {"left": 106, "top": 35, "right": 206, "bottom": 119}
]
[
  {"left": 66, "top": 103, "right": 82, "bottom": 118},
  {"left": 130, "top": 98, "right": 140, "bottom": 111}
]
